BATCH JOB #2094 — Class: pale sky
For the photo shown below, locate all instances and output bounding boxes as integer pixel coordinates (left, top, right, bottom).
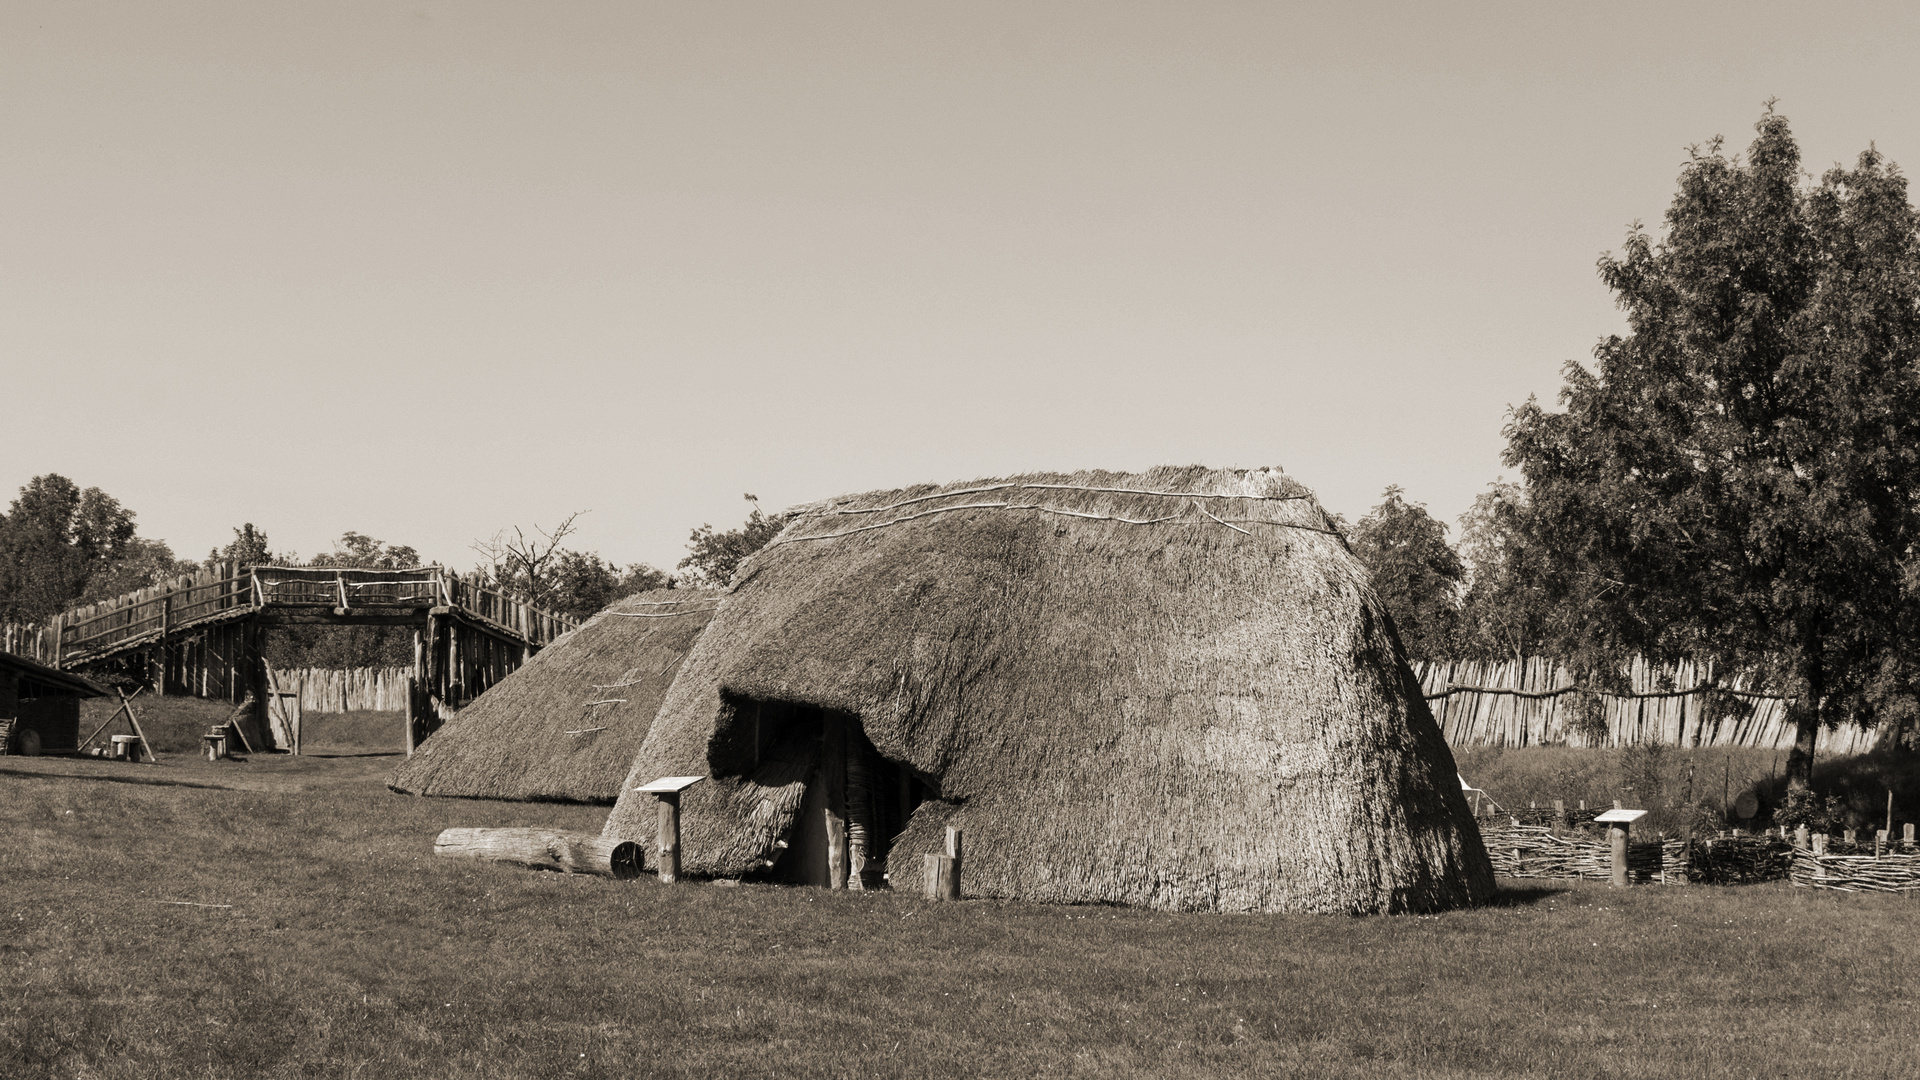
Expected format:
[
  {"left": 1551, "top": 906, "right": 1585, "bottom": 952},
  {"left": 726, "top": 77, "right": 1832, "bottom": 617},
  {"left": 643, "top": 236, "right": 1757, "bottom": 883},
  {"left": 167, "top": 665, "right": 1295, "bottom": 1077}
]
[{"left": 5, "top": 2, "right": 1918, "bottom": 573}]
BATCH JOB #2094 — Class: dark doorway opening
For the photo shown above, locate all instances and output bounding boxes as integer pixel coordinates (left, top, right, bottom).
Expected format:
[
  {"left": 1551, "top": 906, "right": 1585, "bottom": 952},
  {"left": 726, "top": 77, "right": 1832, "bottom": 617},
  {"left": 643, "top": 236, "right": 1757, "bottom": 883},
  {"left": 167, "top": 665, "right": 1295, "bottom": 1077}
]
[{"left": 731, "top": 699, "right": 930, "bottom": 888}]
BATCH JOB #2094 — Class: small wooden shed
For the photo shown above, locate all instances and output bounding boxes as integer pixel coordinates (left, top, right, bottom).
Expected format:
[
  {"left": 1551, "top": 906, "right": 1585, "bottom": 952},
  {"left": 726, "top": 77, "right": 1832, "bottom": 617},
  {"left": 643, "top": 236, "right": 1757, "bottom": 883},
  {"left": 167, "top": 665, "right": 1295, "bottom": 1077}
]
[{"left": 0, "top": 649, "right": 106, "bottom": 755}]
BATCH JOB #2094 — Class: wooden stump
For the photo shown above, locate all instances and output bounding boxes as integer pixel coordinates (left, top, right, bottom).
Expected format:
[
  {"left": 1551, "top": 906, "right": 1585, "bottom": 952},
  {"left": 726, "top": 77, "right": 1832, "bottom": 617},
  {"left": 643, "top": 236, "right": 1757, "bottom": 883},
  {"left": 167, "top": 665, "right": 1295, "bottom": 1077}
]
[
  {"left": 923, "top": 826, "right": 963, "bottom": 901},
  {"left": 433, "top": 828, "right": 643, "bottom": 879}
]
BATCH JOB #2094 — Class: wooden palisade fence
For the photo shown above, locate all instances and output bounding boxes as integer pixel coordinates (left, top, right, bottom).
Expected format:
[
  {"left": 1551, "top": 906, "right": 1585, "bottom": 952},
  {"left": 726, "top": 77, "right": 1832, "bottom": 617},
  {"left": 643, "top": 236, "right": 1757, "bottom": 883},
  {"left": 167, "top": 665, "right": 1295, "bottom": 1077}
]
[{"left": 1414, "top": 655, "right": 1892, "bottom": 752}]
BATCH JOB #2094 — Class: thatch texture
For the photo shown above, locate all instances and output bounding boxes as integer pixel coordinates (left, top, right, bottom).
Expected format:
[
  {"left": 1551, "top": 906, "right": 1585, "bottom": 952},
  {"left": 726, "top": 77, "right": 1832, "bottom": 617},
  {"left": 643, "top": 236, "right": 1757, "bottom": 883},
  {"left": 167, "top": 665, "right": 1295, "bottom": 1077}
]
[
  {"left": 388, "top": 589, "right": 717, "bottom": 803},
  {"left": 604, "top": 467, "right": 1494, "bottom": 914}
]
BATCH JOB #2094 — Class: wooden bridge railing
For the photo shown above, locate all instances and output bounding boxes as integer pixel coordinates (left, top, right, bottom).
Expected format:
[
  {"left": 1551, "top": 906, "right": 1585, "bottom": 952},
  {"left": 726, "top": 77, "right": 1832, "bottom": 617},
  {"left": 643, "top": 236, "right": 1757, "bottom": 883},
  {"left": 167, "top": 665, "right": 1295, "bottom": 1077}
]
[
  {"left": 444, "top": 576, "right": 575, "bottom": 645},
  {"left": 253, "top": 567, "right": 445, "bottom": 610}
]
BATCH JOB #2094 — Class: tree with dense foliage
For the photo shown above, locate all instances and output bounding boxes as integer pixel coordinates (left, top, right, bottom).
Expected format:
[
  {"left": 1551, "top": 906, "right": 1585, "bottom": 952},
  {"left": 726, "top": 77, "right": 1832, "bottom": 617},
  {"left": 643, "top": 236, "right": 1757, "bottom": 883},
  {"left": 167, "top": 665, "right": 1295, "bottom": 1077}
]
[
  {"left": 1347, "top": 487, "right": 1463, "bottom": 662},
  {"left": 310, "top": 531, "right": 420, "bottom": 571},
  {"left": 0, "top": 474, "right": 140, "bottom": 622},
  {"left": 1451, "top": 481, "right": 1564, "bottom": 663},
  {"left": 677, "top": 495, "right": 792, "bottom": 588},
  {"left": 1503, "top": 107, "right": 1920, "bottom": 786},
  {"left": 80, "top": 538, "right": 200, "bottom": 604},
  {"left": 541, "top": 550, "right": 672, "bottom": 623},
  {"left": 207, "top": 523, "right": 274, "bottom": 568}
]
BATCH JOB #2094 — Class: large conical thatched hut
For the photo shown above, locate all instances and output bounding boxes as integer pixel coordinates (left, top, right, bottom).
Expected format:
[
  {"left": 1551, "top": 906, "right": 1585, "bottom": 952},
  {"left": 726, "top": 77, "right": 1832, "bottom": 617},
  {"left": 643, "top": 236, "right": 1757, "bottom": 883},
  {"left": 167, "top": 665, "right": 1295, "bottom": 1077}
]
[
  {"left": 390, "top": 589, "right": 717, "bottom": 803},
  {"left": 603, "top": 468, "right": 1494, "bottom": 913}
]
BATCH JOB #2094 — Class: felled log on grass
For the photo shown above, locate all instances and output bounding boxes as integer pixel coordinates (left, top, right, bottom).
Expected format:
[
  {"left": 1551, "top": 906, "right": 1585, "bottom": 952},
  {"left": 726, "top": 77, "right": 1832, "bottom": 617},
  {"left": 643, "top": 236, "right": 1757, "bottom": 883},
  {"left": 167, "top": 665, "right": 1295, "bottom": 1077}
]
[{"left": 433, "top": 828, "right": 643, "bottom": 879}]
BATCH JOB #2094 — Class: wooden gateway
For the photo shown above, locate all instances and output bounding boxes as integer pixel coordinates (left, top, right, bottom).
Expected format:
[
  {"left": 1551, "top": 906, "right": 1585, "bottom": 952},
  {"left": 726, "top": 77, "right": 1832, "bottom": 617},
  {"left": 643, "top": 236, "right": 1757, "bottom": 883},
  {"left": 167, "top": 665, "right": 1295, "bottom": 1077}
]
[{"left": 0, "top": 649, "right": 107, "bottom": 755}]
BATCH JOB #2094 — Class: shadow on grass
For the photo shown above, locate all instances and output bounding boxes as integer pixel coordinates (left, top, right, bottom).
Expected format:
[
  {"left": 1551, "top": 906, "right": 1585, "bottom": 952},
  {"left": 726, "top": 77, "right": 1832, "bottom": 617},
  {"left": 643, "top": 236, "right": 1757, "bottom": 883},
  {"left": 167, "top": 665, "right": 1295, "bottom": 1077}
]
[
  {"left": 1483, "top": 884, "right": 1569, "bottom": 908},
  {"left": 0, "top": 764, "right": 240, "bottom": 791}
]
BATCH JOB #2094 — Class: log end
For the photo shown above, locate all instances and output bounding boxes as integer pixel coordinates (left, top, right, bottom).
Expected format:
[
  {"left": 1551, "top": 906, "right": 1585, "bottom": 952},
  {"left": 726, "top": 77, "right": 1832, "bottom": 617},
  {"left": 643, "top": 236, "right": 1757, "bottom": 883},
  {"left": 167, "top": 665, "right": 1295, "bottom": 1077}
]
[{"left": 610, "top": 841, "right": 644, "bottom": 880}]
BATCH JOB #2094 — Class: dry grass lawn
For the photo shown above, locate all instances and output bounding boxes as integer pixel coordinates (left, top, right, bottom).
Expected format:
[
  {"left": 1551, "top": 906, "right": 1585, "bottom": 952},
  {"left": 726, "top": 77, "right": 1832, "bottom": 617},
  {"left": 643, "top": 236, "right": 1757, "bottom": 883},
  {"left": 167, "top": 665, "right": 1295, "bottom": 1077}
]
[{"left": 3, "top": 726, "right": 1917, "bottom": 1078}]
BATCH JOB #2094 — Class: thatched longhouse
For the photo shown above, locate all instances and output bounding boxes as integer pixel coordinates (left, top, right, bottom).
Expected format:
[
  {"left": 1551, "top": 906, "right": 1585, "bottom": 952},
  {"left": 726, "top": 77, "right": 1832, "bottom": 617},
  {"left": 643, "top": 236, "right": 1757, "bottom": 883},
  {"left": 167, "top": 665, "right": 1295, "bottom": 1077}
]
[
  {"left": 389, "top": 589, "right": 716, "bottom": 803},
  {"left": 603, "top": 468, "right": 1493, "bottom": 914}
]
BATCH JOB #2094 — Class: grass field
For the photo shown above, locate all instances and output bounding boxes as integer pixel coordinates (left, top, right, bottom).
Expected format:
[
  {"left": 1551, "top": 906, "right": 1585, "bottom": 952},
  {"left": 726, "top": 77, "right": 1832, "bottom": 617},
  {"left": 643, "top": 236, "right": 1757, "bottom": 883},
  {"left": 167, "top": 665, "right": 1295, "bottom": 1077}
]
[
  {"left": 76, "top": 697, "right": 406, "bottom": 756},
  {"left": 4, "top": 733, "right": 1918, "bottom": 1079}
]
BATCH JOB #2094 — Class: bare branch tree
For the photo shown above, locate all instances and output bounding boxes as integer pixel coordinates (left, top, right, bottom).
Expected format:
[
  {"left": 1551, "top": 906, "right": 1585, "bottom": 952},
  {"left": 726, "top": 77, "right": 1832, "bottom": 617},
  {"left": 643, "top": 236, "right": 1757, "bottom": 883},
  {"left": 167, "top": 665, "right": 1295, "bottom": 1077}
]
[{"left": 471, "top": 511, "right": 586, "bottom": 609}]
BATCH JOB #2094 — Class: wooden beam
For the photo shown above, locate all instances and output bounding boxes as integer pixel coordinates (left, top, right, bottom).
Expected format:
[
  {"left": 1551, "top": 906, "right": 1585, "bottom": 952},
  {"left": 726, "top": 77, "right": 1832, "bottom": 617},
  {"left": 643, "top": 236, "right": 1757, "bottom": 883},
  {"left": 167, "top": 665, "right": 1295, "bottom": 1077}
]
[
  {"left": 118, "top": 689, "right": 157, "bottom": 765},
  {"left": 254, "top": 613, "right": 430, "bottom": 628}
]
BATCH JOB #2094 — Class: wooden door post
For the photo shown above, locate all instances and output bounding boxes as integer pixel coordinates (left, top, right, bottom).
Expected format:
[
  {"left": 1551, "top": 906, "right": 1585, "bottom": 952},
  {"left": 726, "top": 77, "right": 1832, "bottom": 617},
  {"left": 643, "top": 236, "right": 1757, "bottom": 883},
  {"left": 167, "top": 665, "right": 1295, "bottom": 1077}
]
[
  {"left": 409, "top": 623, "right": 426, "bottom": 754},
  {"left": 823, "top": 711, "right": 849, "bottom": 891},
  {"left": 633, "top": 777, "right": 705, "bottom": 884}
]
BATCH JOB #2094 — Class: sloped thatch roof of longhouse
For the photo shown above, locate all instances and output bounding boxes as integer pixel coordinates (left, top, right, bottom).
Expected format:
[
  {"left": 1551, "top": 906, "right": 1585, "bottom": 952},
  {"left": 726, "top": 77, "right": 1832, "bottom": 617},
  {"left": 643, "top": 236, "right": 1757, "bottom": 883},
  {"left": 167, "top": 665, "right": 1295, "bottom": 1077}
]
[
  {"left": 602, "top": 467, "right": 1495, "bottom": 914},
  {"left": 388, "top": 589, "right": 718, "bottom": 803}
]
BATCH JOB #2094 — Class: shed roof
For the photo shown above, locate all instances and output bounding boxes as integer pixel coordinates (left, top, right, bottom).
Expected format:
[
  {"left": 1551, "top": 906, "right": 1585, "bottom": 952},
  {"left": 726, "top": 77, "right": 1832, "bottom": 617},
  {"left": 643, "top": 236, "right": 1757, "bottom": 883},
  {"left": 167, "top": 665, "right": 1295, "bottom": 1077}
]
[{"left": 0, "top": 650, "right": 107, "bottom": 697}]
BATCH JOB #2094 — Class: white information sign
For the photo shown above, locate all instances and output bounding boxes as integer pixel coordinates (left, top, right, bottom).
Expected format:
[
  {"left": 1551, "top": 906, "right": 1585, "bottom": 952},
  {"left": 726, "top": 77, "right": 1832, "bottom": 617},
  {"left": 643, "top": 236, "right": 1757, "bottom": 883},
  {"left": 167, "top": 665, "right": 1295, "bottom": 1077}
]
[{"left": 635, "top": 775, "right": 706, "bottom": 794}]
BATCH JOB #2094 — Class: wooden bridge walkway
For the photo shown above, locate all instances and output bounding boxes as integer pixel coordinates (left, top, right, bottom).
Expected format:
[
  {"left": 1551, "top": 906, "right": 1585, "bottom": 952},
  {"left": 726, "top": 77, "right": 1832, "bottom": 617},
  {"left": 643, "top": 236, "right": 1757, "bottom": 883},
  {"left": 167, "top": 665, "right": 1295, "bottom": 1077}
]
[{"left": 0, "top": 563, "right": 576, "bottom": 752}]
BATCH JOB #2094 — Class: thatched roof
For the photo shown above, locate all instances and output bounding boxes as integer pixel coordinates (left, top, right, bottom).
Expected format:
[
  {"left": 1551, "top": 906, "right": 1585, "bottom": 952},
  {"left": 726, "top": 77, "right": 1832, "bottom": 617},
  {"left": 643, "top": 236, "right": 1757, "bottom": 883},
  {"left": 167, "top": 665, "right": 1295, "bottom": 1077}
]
[
  {"left": 603, "top": 467, "right": 1494, "bottom": 914},
  {"left": 388, "top": 589, "right": 717, "bottom": 803}
]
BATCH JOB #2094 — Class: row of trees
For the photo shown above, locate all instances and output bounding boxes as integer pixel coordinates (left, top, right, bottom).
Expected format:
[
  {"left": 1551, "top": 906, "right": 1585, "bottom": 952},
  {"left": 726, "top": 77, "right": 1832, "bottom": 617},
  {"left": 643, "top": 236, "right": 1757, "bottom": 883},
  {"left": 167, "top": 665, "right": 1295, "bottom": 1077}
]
[{"left": 1351, "top": 106, "right": 1920, "bottom": 786}]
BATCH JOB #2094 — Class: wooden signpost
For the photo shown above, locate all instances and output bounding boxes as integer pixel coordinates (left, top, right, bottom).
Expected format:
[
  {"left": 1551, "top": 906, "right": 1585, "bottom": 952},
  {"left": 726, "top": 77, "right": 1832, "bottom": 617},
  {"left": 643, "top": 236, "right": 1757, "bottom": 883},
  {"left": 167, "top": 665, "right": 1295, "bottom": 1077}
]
[
  {"left": 634, "top": 776, "right": 705, "bottom": 884},
  {"left": 1594, "top": 806, "right": 1649, "bottom": 887}
]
